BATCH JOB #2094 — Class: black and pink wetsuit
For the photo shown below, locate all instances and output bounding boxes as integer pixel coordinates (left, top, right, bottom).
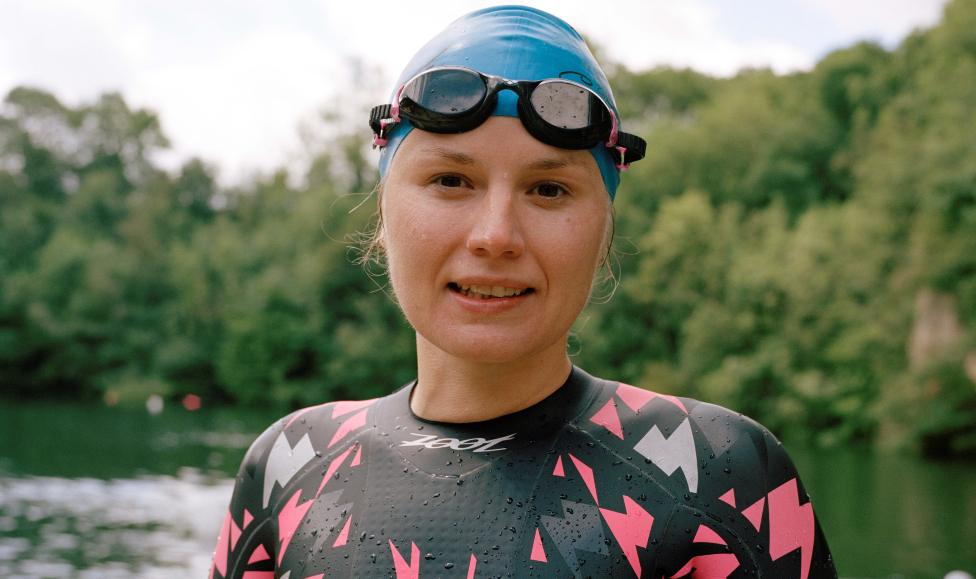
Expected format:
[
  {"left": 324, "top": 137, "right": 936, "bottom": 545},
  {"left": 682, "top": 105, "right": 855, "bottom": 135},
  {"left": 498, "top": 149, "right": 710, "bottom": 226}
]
[{"left": 210, "top": 367, "right": 836, "bottom": 578}]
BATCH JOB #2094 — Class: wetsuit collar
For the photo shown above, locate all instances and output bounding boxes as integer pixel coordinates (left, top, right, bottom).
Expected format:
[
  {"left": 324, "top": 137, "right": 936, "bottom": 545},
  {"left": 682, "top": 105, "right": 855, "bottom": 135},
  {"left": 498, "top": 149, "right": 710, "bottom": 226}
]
[{"left": 377, "top": 366, "right": 600, "bottom": 476}]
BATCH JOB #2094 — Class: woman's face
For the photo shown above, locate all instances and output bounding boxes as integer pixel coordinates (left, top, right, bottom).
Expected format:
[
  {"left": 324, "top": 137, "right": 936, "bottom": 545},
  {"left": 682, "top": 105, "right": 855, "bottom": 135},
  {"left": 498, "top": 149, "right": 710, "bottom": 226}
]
[{"left": 381, "top": 116, "right": 611, "bottom": 365}]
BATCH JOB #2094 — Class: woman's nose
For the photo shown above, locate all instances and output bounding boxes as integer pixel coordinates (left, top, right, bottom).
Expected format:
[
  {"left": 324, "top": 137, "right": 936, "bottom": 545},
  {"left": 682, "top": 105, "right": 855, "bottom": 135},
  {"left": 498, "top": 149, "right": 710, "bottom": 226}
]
[{"left": 465, "top": 191, "right": 525, "bottom": 259}]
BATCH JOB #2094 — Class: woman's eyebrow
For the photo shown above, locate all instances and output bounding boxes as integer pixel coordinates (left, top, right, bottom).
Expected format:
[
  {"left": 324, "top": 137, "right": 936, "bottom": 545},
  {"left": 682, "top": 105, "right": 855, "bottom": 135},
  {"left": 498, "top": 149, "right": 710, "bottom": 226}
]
[
  {"left": 416, "top": 147, "right": 582, "bottom": 171},
  {"left": 526, "top": 157, "right": 574, "bottom": 171},
  {"left": 418, "top": 147, "right": 476, "bottom": 165}
]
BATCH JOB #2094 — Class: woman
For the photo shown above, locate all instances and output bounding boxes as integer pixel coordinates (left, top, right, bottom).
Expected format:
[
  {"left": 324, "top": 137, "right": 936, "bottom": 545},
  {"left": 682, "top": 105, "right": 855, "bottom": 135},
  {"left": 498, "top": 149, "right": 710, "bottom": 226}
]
[{"left": 211, "top": 6, "right": 836, "bottom": 578}]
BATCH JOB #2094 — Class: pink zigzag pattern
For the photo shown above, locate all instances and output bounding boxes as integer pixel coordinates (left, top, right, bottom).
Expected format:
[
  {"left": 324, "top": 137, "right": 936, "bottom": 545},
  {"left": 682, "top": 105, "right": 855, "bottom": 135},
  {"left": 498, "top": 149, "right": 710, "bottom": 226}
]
[
  {"left": 247, "top": 544, "right": 270, "bottom": 564},
  {"left": 768, "top": 478, "right": 815, "bottom": 579},
  {"left": 590, "top": 398, "right": 624, "bottom": 439},
  {"left": 530, "top": 527, "right": 548, "bottom": 562},
  {"left": 389, "top": 539, "right": 420, "bottom": 579},
  {"left": 230, "top": 517, "right": 242, "bottom": 551},
  {"left": 316, "top": 444, "right": 356, "bottom": 496},
  {"left": 693, "top": 524, "right": 726, "bottom": 546},
  {"left": 670, "top": 553, "right": 740, "bottom": 578},
  {"left": 332, "top": 399, "right": 377, "bottom": 418},
  {"left": 552, "top": 455, "right": 565, "bottom": 477},
  {"left": 283, "top": 398, "right": 376, "bottom": 430},
  {"left": 718, "top": 488, "right": 737, "bottom": 508},
  {"left": 615, "top": 383, "right": 688, "bottom": 414},
  {"left": 599, "top": 495, "right": 654, "bottom": 578},
  {"left": 328, "top": 407, "right": 370, "bottom": 448},
  {"left": 333, "top": 516, "right": 352, "bottom": 548},
  {"left": 277, "top": 489, "right": 314, "bottom": 564},
  {"left": 285, "top": 398, "right": 377, "bottom": 446},
  {"left": 212, "top": 510, "right": 231, "bottom": 577},
  {"left": 569, "top": 453, "right": 599, "bottom": 504},
  {"left": 742, "top": 496, "right": 765, "bottom": 531}
]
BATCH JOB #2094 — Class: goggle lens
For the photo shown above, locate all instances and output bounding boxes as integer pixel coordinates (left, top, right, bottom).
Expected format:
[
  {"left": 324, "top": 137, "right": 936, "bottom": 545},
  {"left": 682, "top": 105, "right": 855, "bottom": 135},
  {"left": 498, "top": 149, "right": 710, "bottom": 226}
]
[
  {"left": 402, "top": 68, "right": 486, "bottom": 115},
  {"left": 529, "top": 81, "right": 597, "bottom": 130}
]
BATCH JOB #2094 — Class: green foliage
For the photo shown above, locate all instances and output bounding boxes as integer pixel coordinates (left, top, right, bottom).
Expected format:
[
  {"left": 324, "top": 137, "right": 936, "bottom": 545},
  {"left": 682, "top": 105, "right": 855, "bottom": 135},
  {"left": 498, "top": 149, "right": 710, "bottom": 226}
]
[
  {"left": 618, "top": 69, "right": 843, "bottom": 220},
  {"left": 2, "top": 0, "right": 974, "bottom": 456},
  {"left": 578, "top": 0, "right": 976, "bottom": 455},
  {"left": 905, "top": 353, "right": 976, "bottom": 457},
  {"left": 611, "top": 66, "right": 717, "bottom": 120},
  {"left": 0, "top": 84, "right": 414, "bottom": 408}
]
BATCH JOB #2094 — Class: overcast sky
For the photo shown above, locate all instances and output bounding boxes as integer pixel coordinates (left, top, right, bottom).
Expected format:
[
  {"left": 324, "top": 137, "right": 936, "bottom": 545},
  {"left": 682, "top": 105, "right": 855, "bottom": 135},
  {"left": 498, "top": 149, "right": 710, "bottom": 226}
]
[{"left": 1, "top": 0, "right": 951, "bottom": 183}]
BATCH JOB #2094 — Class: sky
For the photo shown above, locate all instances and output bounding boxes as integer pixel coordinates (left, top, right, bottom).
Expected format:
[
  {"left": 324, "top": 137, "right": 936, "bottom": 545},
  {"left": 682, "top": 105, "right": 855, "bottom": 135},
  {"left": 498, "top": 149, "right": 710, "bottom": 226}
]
[{"left": 0, "top": 0, "right": 951, "bottom": 184}]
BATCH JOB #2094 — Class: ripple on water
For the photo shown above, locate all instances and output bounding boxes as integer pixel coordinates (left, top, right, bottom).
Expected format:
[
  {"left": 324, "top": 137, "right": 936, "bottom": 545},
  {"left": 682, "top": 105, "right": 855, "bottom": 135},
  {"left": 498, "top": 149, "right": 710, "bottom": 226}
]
[{"left": 0, "top": 472, "right": 234, "bottom": 578}]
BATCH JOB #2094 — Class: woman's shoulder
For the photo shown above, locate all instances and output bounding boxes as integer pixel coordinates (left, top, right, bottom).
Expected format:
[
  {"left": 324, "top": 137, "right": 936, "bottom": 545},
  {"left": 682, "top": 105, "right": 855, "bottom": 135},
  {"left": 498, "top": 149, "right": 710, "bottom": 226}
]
[
  {"left": 239, "top": 397, "right": 383, "bottom": 474},
  {"left": 587, "top": 377, "right": 774, "bottom": 441},
  {"left": 582, "top": 376, "right": 799, "bottom": 490},
  {"left": 592, "top": 379, "right": 832, "bottom": 566}
]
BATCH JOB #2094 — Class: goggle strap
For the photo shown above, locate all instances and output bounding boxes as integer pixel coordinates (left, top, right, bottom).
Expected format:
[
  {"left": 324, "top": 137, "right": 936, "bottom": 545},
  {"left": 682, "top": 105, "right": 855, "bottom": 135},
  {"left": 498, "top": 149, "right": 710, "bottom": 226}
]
[
  {"left": 369, "top": 104, "right": 398, "bottom": 148},
  {"left": 615, "top": 132, "right": 647, "bottom": 166}
]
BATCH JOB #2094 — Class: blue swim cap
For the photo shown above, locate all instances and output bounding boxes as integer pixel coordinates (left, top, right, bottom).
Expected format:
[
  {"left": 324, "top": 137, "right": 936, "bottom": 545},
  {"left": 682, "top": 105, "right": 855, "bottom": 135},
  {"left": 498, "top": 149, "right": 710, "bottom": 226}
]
[{"left": 377, "top": 5, "right": 623, "bottom": 199}]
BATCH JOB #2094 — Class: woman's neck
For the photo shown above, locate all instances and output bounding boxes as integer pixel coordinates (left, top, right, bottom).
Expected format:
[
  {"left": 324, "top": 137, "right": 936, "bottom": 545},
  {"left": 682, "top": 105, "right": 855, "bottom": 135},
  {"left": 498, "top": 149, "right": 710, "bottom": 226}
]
[{"left": 410, "top": 334, "right": 573, "bottom": 423}]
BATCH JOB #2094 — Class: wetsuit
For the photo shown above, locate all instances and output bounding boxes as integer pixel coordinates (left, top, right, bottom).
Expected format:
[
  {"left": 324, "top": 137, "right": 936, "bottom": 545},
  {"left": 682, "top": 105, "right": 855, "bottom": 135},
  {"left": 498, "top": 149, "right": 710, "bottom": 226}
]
[{"left": 210, "top": 367, "right": 836, "bottom": 578}]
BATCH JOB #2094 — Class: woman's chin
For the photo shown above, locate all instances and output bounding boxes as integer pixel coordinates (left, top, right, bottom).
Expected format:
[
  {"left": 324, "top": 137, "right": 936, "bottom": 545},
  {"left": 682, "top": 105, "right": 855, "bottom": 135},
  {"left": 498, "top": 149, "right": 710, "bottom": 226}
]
[{"left": 419, "top": 327, "right": 565, "bottom": 366}]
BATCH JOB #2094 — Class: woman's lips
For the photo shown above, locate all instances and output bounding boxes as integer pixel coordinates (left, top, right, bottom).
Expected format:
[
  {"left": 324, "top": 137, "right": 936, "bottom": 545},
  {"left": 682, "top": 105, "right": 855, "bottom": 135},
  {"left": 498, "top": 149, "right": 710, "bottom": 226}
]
[{"left": 449, "top": 282, "right": 535, "bottom": 299}]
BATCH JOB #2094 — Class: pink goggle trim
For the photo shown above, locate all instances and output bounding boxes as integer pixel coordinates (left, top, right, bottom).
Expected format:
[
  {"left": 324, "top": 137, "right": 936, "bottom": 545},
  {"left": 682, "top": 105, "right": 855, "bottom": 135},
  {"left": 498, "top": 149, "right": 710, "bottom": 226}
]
[
  {"left": 614, "top": 146, "right": 629, "bottom": 171},
  {"left": 373, "top": 85, "right": 406, "bottom": 148},
  {"left": 606, "top": 112, "right": 620, "bottom": 148},
  {"left": 373, "top": 118, "right": 396, "bottom": 147},
  {"left": 390, "top": 85, "right": 404, "bottom": 123}
]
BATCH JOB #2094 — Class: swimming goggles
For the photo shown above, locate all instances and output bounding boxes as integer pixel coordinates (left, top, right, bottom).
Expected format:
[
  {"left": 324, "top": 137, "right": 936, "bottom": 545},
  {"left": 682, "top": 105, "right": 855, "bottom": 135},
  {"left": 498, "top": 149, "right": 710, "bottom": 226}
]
[{"left": 369, "top": 66, "right": 646, "bottom": 169}]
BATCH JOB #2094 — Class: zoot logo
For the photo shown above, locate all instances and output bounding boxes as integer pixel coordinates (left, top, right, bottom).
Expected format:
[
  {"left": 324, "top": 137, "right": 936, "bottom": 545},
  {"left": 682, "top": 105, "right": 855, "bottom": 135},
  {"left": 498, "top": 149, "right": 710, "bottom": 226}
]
[{"left": 399, "top": 432, "right": 516, "bottom": 453}]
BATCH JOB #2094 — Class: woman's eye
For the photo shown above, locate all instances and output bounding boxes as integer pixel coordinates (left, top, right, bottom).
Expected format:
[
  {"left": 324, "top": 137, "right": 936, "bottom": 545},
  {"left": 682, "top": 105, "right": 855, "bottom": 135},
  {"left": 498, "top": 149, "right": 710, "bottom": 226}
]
[
  {"left": 534, "top": 182, "right": 567, "bottom": 198},
  {"left": 434, "top": 174, "right": 464, "bottom": 188}
]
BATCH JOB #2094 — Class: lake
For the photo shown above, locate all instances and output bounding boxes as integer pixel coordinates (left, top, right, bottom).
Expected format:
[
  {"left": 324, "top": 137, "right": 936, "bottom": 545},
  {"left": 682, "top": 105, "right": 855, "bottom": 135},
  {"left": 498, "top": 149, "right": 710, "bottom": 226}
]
[{"left": 1, "top": 400, "right": 974, "bottom": 578}]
